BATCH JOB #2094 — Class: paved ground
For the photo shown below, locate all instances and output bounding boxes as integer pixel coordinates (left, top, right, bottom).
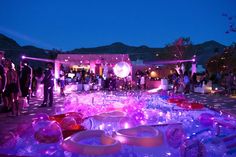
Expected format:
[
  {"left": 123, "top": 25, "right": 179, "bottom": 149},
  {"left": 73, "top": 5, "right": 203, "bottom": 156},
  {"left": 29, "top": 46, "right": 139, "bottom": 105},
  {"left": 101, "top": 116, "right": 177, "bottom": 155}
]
[
  {"left": 0, "top": 94, "right": 65, "bottom": 134},
  {"left": 0, "top": 91, "right": 235, "bottom": 136},
  {"left": 185, "top": 93, "right": 236, "bottom": 116}
]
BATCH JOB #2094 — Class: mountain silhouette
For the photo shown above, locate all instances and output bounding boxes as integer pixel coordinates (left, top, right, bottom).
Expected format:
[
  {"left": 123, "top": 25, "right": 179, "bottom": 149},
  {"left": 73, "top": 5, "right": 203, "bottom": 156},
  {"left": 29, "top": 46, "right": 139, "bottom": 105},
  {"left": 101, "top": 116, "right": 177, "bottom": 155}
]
[{"left": 0, "top": 33, "right": 226, "bottom": 68}]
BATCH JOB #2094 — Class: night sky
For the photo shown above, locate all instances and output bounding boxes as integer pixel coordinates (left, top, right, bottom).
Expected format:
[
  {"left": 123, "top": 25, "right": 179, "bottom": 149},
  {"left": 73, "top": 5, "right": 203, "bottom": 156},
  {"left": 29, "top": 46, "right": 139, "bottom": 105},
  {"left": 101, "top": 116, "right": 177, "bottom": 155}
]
[{"left": 0, "top": 0, "right": 236, "bottom": 50}]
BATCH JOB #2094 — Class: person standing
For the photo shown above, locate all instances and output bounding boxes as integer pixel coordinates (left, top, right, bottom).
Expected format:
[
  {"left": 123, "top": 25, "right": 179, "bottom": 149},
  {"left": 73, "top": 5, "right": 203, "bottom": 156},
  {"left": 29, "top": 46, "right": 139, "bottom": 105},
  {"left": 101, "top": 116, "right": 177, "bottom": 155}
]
[
  {"left": 19, "top": 60, "right": 32, "bottom": 104},
  {"left": 183, "top": 71, "right": 190, "bottom": 94},
  {"left": 5, "top": 60, "right": 19, "bottom": 116},
  {"left": 41, "top": 63, "right": 54, "bottom": 107},
  {"left": 140, "top": 75, "right": 146, "bottom": 90},
  {"left": 59, "top": 65, "right": 65, "bottom": 96},
  {"left": 35, "top": 68, "right": 44, "bottom": 98},
  {"left": 0, "top": 51, "right": 6, "bottom": 106},
  {"left": 172, "top": 71, "right": 179, "bottom": 93}
]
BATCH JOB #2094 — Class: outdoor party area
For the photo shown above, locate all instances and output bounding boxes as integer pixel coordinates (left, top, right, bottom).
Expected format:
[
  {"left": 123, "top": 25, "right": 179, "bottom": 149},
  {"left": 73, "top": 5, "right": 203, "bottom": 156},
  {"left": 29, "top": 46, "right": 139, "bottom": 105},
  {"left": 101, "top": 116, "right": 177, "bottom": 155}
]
[
  {"left": 1, "top": 1, "right": 236, "bottom": 156},
  {"left": 0, "top": 55, "right": 236, "bottom": 157}
]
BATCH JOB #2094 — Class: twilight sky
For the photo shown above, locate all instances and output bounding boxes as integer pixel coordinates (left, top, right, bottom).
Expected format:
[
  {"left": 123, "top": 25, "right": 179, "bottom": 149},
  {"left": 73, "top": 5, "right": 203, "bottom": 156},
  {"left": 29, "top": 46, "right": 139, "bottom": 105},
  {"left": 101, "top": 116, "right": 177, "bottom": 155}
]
[{"left": 0, "top": 0, "right": 236, "bottom": 50}]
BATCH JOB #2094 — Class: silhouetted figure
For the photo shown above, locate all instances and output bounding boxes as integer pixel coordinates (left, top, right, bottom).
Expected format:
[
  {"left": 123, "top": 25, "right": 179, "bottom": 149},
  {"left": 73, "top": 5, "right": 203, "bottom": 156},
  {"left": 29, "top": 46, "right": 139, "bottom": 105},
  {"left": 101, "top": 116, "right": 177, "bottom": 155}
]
[
  {"left": 0, "top": 51, "right": 6, "bottom": 105},
  {"left": 41, "top": 63, "right": 54, "bottom": 107},
  {"left": 59, "top": 65, "right": 65, "bottom": 96},
  {"left": 183, "top": 71, "right": 190, "bottom": 94},
  {"left": 20, "top": 60, "right": 32, "bottom": 103}
]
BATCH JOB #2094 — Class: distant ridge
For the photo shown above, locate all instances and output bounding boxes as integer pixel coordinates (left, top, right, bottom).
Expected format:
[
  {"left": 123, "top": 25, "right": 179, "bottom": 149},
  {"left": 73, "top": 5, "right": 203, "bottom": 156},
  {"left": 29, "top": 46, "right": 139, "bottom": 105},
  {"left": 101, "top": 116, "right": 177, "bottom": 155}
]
[{"left": 0, "top": 33, "right": 226, "bottom": 67}]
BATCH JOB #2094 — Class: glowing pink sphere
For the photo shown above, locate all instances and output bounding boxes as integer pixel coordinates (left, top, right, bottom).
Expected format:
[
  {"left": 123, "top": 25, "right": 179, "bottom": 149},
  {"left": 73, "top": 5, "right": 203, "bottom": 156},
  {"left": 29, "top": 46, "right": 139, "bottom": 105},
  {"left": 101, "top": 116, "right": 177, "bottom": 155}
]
[{"left": 113, "top": 62, "right": 131, "bottom": 78}]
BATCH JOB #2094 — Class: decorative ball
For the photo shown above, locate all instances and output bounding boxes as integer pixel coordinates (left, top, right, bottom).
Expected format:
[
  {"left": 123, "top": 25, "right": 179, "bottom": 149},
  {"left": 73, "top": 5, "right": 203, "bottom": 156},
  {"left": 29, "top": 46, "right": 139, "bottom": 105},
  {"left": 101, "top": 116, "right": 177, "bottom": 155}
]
[
  {"left": 113, "top": 61, "right": 131, "bottom": 78},
  {"left": 66, "top": 112, "right": 84, "bottom": 124},
  {"left": 198, "top": 113, "right": 214, "bottom": 126},
  {"left": 34, "top": 120, "right": 62, "bottom": 143},
  {"left": 60, "top": 117, "right": 77, "bottom": 130},
  {"left": 166, "top": 125, "right": 185, "bottom": 148},
  {"left": 0, "top": 131, "right": 17, "bottom": 149}
]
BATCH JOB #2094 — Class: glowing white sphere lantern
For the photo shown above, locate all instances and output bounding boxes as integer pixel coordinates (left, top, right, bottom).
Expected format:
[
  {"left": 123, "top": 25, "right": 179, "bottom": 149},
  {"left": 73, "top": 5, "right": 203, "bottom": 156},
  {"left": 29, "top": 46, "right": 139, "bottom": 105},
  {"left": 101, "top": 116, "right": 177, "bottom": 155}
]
[{"left": 113, "top": 62, "right": 131, "bottom": 78}]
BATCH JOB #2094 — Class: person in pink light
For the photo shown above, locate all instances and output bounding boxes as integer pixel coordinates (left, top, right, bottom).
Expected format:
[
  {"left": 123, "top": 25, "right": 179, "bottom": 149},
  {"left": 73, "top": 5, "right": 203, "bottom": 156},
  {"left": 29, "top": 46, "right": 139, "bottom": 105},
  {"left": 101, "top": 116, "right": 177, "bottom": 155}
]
[
  {"left": 140, "top": 75, "right": 146, "bottom": 90},
  {"left": 34, "top": 68, "right": 44, "bottom": 98},
  {"left": 59, "top": 65, "right": 65, "bottom": 96},
  {"left": 5, "top": 59, "right": 20, "bottom": 116}
]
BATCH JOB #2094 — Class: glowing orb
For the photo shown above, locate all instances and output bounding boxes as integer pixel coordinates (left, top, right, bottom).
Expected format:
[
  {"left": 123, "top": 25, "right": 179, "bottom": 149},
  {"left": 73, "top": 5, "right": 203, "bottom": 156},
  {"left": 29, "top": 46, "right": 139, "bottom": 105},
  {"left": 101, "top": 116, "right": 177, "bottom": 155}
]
[
  {"left": 113, "top": 62, "right": 131, "bottom": 78},
  {"left": 150, "top": 71, "right": 158, "bottom": 78}
]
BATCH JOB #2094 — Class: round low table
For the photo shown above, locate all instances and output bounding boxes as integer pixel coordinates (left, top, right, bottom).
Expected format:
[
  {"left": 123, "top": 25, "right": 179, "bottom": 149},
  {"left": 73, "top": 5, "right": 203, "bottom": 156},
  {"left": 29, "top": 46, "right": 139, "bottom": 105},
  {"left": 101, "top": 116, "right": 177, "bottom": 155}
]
[
  {"left": 113, "top": 126, "right": 163, "bottom": 147},
  {"left": 61, "top": 130, "right": 121, "bottom": 155}
]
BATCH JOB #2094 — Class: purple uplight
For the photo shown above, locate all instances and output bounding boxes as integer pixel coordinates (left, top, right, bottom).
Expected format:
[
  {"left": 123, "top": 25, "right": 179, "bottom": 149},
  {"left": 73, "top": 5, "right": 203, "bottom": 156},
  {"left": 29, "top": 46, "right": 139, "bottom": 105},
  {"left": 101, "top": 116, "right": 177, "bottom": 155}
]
[{"left": 22, "top": 55, "right": 26, "bottom": 59}]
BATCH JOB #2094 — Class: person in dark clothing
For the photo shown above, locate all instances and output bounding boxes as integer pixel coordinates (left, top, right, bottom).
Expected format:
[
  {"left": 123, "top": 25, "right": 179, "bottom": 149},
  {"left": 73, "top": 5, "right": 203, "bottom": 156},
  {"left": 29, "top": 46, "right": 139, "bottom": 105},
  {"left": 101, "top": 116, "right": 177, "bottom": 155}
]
[
  {"left": 0, "top": 51, "right": 6, "bottom": 106},
  {"left": 191, "top": 73, "right": 197, "bottom": 91},
  {"left": 0, "top": 54, "right": 6, "bottom": 104},
  {"left": 183, "top": 71, "right": 190, "bottom": 94},
  {"left": 41, "top": 63, "right": 54, "bottom": 107},
  {"left": 19, "top": 60, "right": 32, "bottom": 103}
]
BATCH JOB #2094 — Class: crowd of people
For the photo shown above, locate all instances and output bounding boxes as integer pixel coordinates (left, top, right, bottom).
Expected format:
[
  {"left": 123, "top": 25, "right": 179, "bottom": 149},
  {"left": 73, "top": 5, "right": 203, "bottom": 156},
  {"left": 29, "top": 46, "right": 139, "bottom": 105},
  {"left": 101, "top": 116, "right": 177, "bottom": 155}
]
[
  {"left": 57, "top": 66, "right": 134, "bottom": 91},
  {"left": 169, "top": 69, "right": 236, "bottom": 95},
  {"left": 0, "top": 52, "right": 32, "bottom": 116},
  {"left": 0, "top": 52, "right": 55, "bottom": 116},
  {"left": 1, "top": 49, "right": 236, "bottom": 117}
]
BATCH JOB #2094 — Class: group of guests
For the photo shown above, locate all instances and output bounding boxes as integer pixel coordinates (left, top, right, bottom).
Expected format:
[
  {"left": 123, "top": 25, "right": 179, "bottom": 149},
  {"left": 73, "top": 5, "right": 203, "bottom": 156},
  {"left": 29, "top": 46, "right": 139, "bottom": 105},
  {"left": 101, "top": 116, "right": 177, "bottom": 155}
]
[
  {"left": 170, "top": 68, "right": 236, "bottom": 95},
  {"left": 218, "top": 72, "right": 236, "bottom": 95},
  {"left": 0, "top": 52, "right": 55, "bottom": 116},
  {"left": 171, "top": 70, "right": 191, "bottom": 94},
  {"left": 0, "top": 52, "right": 32, "bottom": 116}
]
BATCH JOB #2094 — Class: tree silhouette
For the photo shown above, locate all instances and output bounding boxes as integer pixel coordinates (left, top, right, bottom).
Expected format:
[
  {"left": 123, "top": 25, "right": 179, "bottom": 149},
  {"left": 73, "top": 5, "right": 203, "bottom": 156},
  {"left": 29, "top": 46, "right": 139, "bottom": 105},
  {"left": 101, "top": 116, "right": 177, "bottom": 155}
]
[{"left": 167, "top": 37, "right": 192, "bottom": 60}]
